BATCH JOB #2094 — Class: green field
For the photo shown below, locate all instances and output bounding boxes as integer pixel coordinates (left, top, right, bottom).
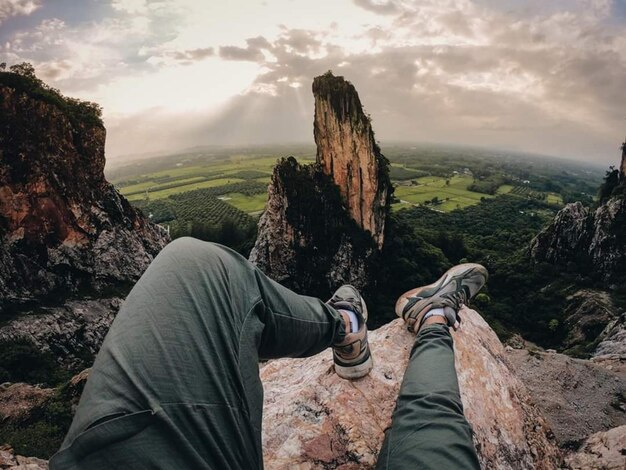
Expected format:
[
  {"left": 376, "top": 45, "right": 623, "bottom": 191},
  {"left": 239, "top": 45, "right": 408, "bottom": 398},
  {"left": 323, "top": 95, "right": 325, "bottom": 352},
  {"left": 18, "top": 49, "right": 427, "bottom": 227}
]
[
  {"left": 116, "top": 155, "right": 309, "bottom": 206},
  {"left": 126, "top": 177, "right": 246, "bottom": 201},
  {"left": 112, "top": 145, "right": 583, "bottom": 222},
  {"left": 392, "top": 175, "right": 493, "bottom": 212},
  {"left": 219, "top": 192, "right": 268, "bottom": 213}
]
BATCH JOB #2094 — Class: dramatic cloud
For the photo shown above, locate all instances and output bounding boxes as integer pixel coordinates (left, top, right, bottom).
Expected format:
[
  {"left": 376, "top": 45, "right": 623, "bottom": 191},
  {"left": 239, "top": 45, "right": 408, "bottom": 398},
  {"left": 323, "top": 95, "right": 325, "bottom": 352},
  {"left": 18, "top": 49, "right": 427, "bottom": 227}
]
[
  {"left": 2, "top": 0, "right": 625, "bottom": 164},
  {"left": 0, "top": 0, "right": 40, "bottom": 24}
]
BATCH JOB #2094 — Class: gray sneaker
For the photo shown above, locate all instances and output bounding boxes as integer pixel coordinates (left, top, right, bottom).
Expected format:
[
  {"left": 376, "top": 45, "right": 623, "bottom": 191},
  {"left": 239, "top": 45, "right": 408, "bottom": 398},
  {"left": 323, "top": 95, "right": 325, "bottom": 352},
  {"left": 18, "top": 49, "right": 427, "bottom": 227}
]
[
  {"left": 396, "top": 263, "right": 488, "bottom": 333},
  {"left": 327, "top": 285, "right": 373, "bottom": 380}
]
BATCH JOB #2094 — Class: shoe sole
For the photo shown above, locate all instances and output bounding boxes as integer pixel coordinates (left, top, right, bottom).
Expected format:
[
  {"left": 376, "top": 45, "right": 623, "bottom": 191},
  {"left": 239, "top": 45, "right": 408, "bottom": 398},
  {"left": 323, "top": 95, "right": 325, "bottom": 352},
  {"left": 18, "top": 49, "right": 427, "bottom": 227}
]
[
  {"left": 395, "top": 263, "right": 488, "bottom": 319},
  {"left": 334, "top": 354, "right": 373, "bottom": 379}
]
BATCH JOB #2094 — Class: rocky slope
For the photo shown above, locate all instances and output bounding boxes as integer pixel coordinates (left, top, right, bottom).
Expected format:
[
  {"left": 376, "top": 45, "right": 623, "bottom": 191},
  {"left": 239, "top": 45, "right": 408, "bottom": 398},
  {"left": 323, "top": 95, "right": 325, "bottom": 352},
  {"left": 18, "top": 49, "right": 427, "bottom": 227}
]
[
  {"left": 261, "top": 307, "right": 563, "bottom": 469},
  {"left": 0, "top": 298, "right": 120, "bottom": 372},
  {"left": 250, "top": 73, "right": 391, "bottom": 296},
  {"left": 507, "top": 347, "right": 626, "bottom": 449},
  {"left": 0, "top": 74, "right": 168, "bottom": 311}
]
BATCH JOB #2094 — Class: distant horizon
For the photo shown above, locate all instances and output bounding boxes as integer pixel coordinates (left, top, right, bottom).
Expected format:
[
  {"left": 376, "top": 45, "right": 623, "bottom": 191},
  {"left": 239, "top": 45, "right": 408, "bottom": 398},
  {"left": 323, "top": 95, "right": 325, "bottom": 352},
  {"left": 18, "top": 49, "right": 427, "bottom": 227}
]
[
  {"left": 3, "top": 0, "right": 625, "bottom": 165},
  {"left": 104, "top": 139, "right": 614, "bottom": 172}
]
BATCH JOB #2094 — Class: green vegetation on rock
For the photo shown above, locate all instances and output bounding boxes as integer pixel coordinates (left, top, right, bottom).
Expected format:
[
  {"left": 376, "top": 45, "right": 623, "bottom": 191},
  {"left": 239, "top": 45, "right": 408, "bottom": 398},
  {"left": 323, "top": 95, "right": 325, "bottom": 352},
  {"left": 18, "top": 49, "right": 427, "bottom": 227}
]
[{"left": 0, "top": 63, "right": 102, "bottom": 127}]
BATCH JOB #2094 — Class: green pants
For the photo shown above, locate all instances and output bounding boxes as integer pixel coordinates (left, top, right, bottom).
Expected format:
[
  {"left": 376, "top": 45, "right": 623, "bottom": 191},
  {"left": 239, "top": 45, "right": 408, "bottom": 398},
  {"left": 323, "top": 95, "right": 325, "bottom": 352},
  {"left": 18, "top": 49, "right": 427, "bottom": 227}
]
[{"left": 50, "top": 238, "right": 479, "bottom": 469}]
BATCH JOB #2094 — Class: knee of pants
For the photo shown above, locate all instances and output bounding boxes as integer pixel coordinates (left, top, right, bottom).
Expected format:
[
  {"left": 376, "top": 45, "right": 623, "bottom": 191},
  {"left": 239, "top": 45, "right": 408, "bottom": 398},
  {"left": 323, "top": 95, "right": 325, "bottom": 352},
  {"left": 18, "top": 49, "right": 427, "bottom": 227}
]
[{"left": 156, "top": 237, "right": 235, "bottom": 277}]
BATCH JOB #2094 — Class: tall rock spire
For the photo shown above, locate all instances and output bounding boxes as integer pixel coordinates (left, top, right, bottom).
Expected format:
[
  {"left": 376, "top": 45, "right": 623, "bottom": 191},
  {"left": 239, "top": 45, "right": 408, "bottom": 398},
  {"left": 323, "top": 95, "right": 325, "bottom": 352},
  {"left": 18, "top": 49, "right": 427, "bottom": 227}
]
[
  {"left": 249, "top": 73, "right": 391, "bottom": 297},
  {"left": 313, "top": 72, "right": 390, "bottom": 248}
]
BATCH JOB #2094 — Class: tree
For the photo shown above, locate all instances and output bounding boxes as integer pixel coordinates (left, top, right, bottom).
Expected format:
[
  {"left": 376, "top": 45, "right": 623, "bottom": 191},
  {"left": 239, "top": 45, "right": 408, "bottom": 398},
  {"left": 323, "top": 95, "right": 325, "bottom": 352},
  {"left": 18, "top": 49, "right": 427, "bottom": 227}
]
[
  {"left": 9, "top": 62, "right": 36, "bottom": 78},
  {"left": 0, "top": 63, "right": 6, "bottom": 71}
]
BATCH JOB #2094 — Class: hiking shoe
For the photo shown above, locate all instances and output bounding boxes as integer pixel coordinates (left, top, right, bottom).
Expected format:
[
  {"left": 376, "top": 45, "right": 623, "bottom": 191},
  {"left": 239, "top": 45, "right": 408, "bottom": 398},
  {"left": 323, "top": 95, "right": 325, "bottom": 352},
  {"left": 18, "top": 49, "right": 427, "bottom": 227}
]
[
  {"left": 396, "top": 263, "right": 488, "bottom": 333},
  {"left": 327, "top": 285, "right": 373, "bottom": 380}
]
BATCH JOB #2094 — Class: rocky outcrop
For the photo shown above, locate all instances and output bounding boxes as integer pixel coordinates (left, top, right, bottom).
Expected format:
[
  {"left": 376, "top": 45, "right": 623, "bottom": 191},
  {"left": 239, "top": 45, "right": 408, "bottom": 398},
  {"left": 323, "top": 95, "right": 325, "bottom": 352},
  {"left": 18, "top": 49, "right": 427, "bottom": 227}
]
[
  {"left": 0, "top": 298, "right": 120, "bottom": 371},
  {"left": 566, "top": 425, "right": 626, "bottom": 469},
  {"left": 560, "top": 289, "right": 621, "bottom": 355},
  {"left": 250, "top": 73, "right": 390, "bottom": 296},
  {"left": 312, "top": 72, "right": 390, "bottom": 248},
  {"left": 0, "top": 446, "right": 47, "bottom": 469},
  {"left": 0, "top": 76, "right": 168, "bottom": 311},
  {"left": 261, "top": 307, "right": 562, "bottom": 469},
  {"left": 530, "top": 197, "right": 626, "bottom": 281},
  {"left": 507, "top": 347, "right": 626, "bottom": 449},
  {"left": 530, "top": 202, "right": 590, "bottom": 265}
]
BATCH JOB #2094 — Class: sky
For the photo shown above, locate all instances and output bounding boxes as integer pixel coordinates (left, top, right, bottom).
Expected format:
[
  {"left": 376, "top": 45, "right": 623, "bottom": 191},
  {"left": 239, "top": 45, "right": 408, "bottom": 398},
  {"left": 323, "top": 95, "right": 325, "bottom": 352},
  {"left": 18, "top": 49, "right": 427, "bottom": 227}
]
[{"left": 1, "top": 0, "right": 626, "bottom": 165}]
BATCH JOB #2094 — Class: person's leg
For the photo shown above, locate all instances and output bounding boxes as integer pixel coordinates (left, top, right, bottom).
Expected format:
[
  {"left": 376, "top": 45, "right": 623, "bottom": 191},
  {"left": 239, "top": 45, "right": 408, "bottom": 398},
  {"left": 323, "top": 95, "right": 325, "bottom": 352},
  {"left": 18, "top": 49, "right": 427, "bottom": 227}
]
[
  {"left": 50, "top": 237, "right": 346, "bottom": 470},
  {"left": 377, "top": 263, "right": 488, "bottom": 470},
  {"left": 376, "top": 319, "right": 480, "bottom": 469}
]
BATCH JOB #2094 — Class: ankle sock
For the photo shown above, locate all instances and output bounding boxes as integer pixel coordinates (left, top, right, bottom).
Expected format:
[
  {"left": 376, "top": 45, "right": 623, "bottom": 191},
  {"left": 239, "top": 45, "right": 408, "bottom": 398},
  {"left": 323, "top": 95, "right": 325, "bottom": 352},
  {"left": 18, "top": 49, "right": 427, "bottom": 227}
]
[
  {"left": 339, "top": 309, "right": 359, "bottom": 333},
  {"left": 423, "top": 307, "right": 446, "bottom": 322}
]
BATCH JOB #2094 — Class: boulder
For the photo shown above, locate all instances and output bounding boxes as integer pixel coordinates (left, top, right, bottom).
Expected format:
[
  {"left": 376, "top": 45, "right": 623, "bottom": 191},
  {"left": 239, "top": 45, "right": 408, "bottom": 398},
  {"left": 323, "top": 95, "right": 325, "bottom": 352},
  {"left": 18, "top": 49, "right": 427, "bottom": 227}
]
[
  {"left": 261, "top": 307, "right": 562, "bottom": 469},
  {"left": 566, "top": 425, "right": 626, "bottom": 469}
]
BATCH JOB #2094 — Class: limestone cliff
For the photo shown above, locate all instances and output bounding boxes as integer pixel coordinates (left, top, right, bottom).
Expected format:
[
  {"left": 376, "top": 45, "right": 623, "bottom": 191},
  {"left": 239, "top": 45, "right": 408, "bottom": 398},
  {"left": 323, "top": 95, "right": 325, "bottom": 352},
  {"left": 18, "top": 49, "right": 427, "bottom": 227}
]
[
  {"left": 530, "top": 158, "right": 626, "bottom": 281},
  {"left": 313, "top": 72, "right": 390, "bottom": 247},
  {"left": 0, "top": 73, "right": 168, "bottom": 310},
  {"left": 250, "top": 73, "right": 390, "bottom": 297}
]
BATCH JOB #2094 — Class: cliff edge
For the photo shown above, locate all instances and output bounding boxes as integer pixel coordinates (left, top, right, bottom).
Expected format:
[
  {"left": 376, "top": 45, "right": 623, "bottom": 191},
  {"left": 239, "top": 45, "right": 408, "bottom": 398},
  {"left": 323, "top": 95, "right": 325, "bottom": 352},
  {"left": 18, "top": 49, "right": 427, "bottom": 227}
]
[{"left": 0, "top": 71, "right": 168, "bottom": 310}]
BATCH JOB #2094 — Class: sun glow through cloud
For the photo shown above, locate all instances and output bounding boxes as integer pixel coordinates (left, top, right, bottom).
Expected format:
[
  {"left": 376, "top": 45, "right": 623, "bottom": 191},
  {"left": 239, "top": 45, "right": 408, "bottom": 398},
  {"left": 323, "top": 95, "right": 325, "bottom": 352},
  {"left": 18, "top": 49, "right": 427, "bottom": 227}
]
[{"left": 0, "top": 0, "right": 624, "bottom": 162}]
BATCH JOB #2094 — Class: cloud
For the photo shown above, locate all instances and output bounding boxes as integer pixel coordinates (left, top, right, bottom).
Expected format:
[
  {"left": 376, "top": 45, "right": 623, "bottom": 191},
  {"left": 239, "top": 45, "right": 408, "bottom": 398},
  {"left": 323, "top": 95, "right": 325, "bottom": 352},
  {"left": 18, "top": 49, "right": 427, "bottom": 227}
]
[
  {"left": 171, "top": 47, "right": 214, "bottom": 61},
  {"left": 111, "top": 0, "right": 147, "bottom": 14},
  {"left": 353, "top": 0, "right": 400, "bottom": 15},
  {"left": 196, "top": 0, "right": 626, "bottom": 163},
  {"left": 3, "top": 0, "right": 625, "bottom": 164},
  {"left": 219, "top": 36, "right": 270, "bottom": 62},
  {"left": 0, "top": 0, "right": 40, "bottom": 24}
]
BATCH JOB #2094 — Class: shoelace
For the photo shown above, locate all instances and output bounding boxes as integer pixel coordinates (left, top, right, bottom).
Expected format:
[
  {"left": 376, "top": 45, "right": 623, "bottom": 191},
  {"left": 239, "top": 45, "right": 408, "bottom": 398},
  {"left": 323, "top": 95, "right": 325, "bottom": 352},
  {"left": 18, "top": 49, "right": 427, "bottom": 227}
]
[{"left": 445, "top": 289, "right": 467, "bottom": 307}]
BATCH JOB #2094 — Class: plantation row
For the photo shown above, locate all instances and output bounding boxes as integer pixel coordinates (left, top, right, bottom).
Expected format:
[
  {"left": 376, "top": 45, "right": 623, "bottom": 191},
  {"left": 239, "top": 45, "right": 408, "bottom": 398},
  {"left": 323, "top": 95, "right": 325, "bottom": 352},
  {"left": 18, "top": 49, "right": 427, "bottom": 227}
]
[
  {"left": 134, "top": 188, "right": 257, "bottom": 228},
  {"left": 510, "top": 185, "right": 545, "bottom": 200},
  {"left": 181, "top": 181, "right": 268, "bottom": 197}
]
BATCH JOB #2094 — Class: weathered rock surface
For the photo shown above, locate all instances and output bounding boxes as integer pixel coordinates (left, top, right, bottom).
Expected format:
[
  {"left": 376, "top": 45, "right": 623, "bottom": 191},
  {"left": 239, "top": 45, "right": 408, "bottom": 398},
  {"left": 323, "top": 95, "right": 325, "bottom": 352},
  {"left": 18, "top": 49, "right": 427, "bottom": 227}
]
[
  {"left": 0, "top": 384, "right": 54, "bottom": 425},
  {"left": 0, "top": 79, "right": 168, "bottom": 311},
  {"left": 507, "top": 348, "right": 626, "bottom": 449},
  {"left": 0, "top": 446, "right": 47, "bottom": 469},
  {"left": 561, "top": 289, "right": 621, "bottom": 355},
  {"left": 566, "top": 425, "right": 626, "bottom": 469},
  {"left": 250, "top": 73, "right": 390, "bottom": 297},
  {"left": 530, "top": 197, "right": 626, "bottom": 281},
  {"left": 312, "top": 72, "right": 390, "bottom": 248},
  {"left": 261, "top": 307, "right": 562, "bottom": 469},
  {"left": 0, "top": 298, "right": 120, "bottom": 371}
]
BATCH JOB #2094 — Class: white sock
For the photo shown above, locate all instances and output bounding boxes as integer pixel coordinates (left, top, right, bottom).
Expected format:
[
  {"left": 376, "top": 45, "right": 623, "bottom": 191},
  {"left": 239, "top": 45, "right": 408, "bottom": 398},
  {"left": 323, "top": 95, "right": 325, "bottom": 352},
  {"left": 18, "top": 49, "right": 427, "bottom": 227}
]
[
  {"left": 424, "top": 307, "right": 446, "bottom": 321},
  {"left": 339, "top": 309, "right": 359, "bottom": 333}
]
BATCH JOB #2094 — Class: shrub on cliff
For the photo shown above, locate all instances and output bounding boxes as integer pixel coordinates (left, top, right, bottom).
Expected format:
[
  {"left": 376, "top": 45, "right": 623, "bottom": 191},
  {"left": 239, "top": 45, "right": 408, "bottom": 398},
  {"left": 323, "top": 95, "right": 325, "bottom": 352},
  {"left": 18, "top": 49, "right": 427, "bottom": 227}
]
[
  {"left": 0, "top": 62, "right": 102, "bottom": 127},
  {"left": 0, "top": 338, "right": 69, "bottom": 386}
]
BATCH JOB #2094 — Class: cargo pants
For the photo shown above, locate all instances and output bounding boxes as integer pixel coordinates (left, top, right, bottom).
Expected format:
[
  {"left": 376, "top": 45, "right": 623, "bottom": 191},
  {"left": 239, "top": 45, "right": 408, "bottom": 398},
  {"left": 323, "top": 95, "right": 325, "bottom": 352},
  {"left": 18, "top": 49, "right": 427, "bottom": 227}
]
[{"left": 50, "top": 237, "right": 480, "bottom": 469}]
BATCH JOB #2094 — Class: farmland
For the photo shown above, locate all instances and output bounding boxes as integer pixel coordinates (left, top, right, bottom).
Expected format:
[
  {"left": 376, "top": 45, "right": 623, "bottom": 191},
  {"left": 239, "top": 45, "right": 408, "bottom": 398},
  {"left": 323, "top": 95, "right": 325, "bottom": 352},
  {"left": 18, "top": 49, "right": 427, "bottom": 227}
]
[{"left": 109, "top": 144, "right": 603, "bottom": 253}]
